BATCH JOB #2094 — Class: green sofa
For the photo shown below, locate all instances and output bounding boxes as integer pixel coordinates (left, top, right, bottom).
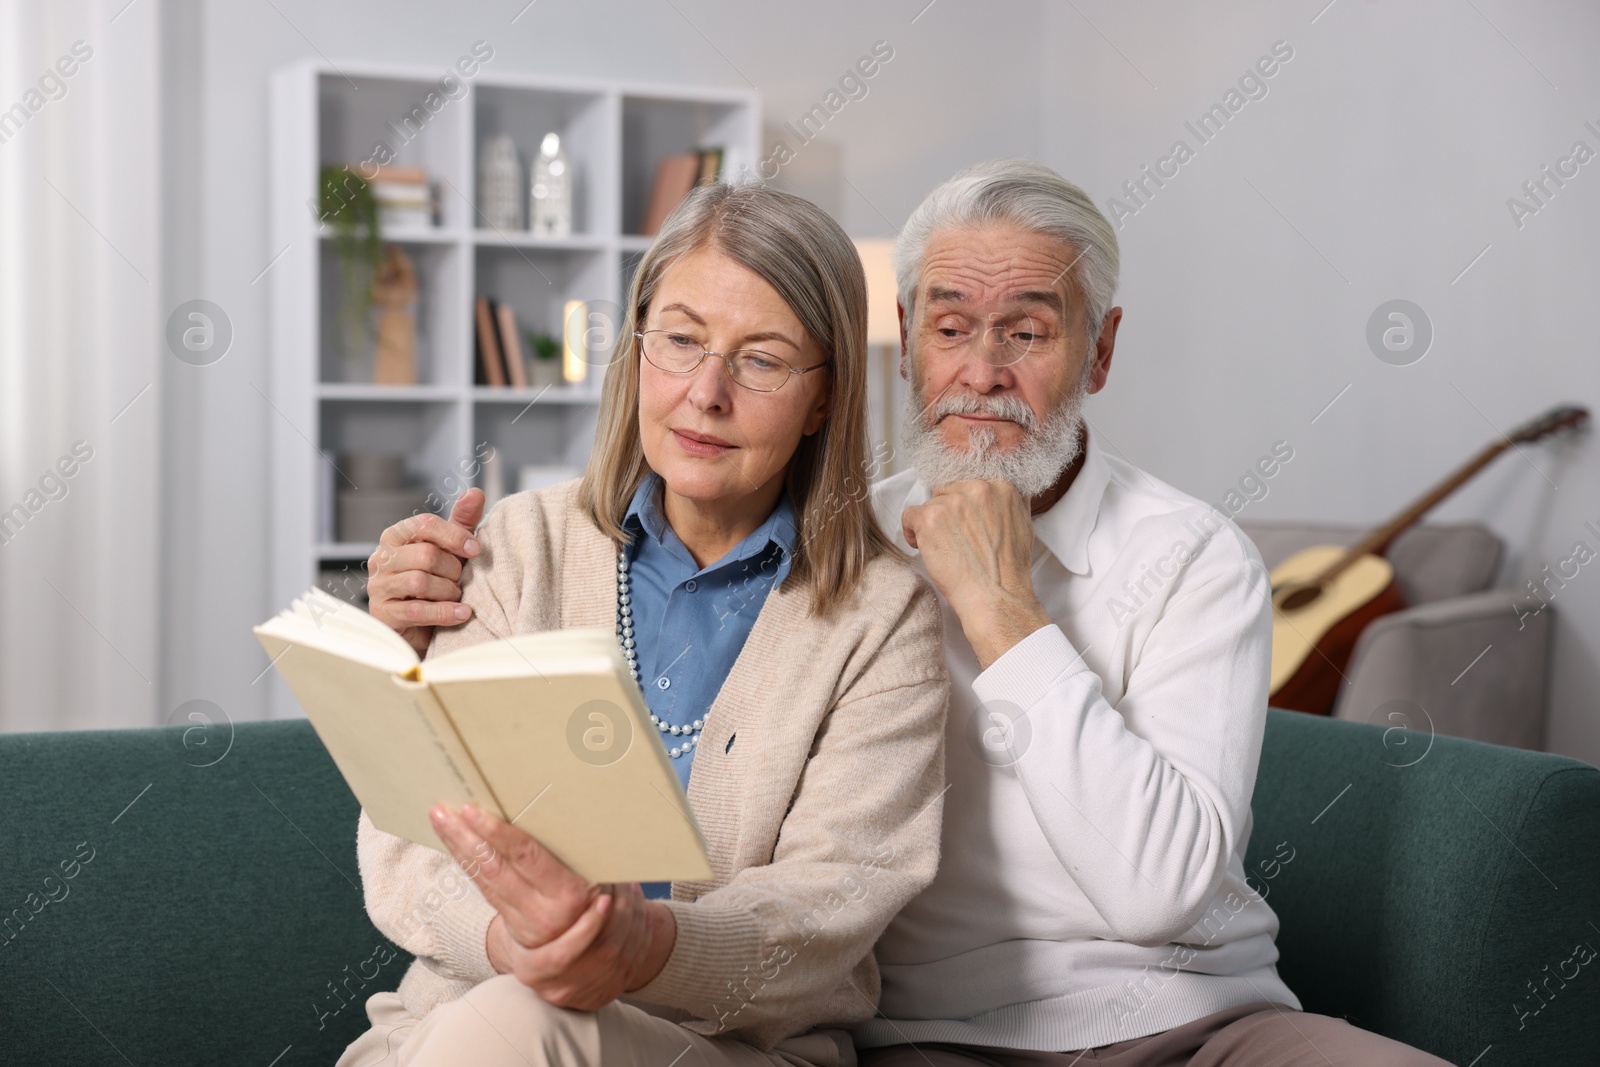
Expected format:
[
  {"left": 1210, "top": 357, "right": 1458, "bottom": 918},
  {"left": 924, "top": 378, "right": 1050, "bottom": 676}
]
[{"left": 2, "top": 710, "right": 1596, "bottom": 1065}]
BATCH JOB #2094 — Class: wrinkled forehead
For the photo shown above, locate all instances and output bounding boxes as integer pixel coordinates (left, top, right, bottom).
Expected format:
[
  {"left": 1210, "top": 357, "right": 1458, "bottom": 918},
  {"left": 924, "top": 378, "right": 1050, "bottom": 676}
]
[{"left": 916, "top": 226, "right": 1083, "bottom": 316}]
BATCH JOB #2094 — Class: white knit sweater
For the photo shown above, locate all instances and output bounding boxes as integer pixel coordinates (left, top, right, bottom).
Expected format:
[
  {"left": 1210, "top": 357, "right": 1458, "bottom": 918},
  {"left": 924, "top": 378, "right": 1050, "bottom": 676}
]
[{"left": 855, "top": 430, "right": 1300, "bottom": 1053}]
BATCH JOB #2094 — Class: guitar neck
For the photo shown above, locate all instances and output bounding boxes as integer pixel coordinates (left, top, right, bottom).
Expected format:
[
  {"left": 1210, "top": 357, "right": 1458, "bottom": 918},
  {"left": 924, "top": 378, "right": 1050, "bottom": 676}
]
[
  {"left": 1297, "top": 404, "right": 1588, "bottom": 590},
  {"left": 1318, "top": 439, "right": 1510, "bottom": 583}
]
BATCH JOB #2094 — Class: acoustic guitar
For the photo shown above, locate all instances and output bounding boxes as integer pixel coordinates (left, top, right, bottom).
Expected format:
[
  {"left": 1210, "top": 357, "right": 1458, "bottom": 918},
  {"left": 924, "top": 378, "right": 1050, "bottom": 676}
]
[{"left": 1269, "top": 404, "right": 1590, "bottom": 715}]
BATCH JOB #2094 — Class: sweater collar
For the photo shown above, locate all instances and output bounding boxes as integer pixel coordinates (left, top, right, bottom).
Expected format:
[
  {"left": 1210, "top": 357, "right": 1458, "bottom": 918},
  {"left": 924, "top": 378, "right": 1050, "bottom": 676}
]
[{"left": 561, "top": 491, "right": 620, "bottom": 632}]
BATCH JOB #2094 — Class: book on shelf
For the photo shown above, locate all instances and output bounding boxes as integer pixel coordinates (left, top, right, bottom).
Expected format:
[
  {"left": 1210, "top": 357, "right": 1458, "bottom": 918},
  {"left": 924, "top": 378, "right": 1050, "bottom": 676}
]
[
  {"left": 640, "top": 152, "right": 701, "bottom": 236},
  {"left": 495, "top": 301, "right": 529, "bottom": 388},
  {"left": 474, "top": 296, "right": 507, "bottom": 387},
  {"left": 254, "top": 588, "right": 713, "bottom": 883},
  {"left": 368, "top": 164, "right": 428, "bottom": 185},
  {"left": 368, "top": 164, "right": 433, "bottom": 229},
  {"left": 639, "top": 148, "right": 726, "bottom": 236}
]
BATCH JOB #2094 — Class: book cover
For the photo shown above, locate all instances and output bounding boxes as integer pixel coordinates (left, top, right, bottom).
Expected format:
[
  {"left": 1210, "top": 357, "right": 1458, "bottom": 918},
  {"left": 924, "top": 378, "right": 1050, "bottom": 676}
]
[
  {"left": 640, "top": 152, "right": 701, "bottom": 236},
  {"left": 495, "top": 301, "right": 529, "bottom": 388},
  {"left": 474, "top": 295, "right": 507, "bottom": 387}
]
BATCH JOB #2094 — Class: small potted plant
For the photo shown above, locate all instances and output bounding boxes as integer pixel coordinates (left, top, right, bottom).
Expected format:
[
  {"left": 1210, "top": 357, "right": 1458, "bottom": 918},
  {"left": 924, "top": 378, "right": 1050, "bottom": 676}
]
[{"left": 526, "top": 331, "right": 563, "bottom": 388}]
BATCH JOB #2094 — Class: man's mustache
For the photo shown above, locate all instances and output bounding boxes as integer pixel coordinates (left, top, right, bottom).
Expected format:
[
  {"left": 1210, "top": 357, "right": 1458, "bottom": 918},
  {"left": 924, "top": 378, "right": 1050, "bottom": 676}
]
[{"left": 928, "top": 393, "right": 1039, "bottom": 434}]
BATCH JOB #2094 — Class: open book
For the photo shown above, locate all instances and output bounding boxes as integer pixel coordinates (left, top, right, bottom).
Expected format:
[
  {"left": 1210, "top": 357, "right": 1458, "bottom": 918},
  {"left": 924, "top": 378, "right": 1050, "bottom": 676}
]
[{"left": 254, "top": 588, "right": 712, "bottom": 884}]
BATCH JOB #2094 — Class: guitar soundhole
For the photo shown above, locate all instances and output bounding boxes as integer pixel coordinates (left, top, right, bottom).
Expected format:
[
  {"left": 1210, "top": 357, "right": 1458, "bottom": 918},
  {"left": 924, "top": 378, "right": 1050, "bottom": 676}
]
[{"left": 1278, "top": 585, "right": 1322, "bottom": 611}]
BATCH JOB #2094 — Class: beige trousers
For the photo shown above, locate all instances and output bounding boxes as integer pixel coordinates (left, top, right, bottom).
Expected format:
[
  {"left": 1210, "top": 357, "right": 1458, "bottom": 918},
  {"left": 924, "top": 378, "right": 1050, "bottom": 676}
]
[
  {"left": 335, "top": 977, "right": 850, "bottom": 1067},
  {"left": 857, "top": 1002, "right": 1451, "bottom": 1067}
]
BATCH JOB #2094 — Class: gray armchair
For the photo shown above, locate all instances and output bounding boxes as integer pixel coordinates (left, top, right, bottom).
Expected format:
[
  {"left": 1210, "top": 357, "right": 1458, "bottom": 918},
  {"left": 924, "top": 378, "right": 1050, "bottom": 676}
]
[{"left": 1239, "top": 521, "right": 1549, "bottom": 751}]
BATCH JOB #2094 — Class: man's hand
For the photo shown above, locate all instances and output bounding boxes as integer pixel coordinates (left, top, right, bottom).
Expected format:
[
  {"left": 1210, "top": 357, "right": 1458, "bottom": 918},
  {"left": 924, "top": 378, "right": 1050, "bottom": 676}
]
[
  {"left": 367, "top": 488, "right": 484, "bottom": 656},
  {"left": 901, "top": 478, "right": 1052, "bottom": 669},
  {"left": 432, "top": 804, "right": 677, "bottom": 1011}
]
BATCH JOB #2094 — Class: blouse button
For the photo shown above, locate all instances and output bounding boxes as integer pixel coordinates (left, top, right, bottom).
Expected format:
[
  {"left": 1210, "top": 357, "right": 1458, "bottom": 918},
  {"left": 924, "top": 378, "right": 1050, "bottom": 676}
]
[
  {"left": 684, "top": 579, "right": 698, "bottom": 593},
  {"left": 657, "top": 676, "right": 670, "bottom": 690}
]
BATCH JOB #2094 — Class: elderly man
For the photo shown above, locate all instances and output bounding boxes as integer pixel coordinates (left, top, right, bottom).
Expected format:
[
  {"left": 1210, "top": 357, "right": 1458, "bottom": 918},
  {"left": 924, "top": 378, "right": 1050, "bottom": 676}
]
[{"left": 852, "top": 160, "right": 1446, "bottom": 1066}]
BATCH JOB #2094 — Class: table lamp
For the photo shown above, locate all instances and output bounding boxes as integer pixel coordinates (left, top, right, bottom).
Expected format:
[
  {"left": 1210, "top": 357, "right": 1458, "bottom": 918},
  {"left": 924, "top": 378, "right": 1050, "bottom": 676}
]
[{"left": 854, "top": 238, "right": 901, "bottom": 477}]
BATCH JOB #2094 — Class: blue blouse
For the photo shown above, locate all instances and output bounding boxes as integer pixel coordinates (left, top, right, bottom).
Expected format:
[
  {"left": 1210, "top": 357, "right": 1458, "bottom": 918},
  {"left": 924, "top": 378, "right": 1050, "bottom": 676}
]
[{"left": 621, "top": 473, "right": 797, "bottom": 895}]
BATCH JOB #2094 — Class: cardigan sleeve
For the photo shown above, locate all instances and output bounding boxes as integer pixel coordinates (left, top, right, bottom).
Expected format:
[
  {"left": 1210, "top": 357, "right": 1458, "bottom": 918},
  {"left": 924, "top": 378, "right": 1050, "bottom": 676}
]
[
  {"left": 354, "top": 493, "right": 543, "bottom": 985},
  {"left": 631, "top": 573, "right": 950, "bottom": 1049}
]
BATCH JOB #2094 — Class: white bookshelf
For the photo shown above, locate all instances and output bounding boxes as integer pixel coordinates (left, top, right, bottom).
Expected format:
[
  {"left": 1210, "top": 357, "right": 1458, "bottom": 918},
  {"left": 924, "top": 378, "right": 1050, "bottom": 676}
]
[{"left": 268, "top": 60, "right": 758, "bottom": 717}]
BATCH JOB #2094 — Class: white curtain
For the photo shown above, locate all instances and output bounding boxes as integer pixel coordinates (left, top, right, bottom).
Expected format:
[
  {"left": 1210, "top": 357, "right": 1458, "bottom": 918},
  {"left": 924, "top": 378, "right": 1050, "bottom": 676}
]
[{"left": 0, "top": 0, "right": 162, "bottom": 730}]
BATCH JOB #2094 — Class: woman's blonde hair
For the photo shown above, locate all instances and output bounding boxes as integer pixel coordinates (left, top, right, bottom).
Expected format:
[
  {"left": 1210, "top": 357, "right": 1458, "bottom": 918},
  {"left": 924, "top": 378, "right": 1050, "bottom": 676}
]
[{"left": 578, "top": 182, "right": 895, "bottom": 616}]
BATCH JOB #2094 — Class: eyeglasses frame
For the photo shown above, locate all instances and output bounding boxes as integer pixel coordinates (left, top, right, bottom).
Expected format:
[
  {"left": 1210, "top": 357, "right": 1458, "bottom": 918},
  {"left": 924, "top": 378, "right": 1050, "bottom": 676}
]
[{"left": 634, "top": 330, "right": 828, "bottom": 393}]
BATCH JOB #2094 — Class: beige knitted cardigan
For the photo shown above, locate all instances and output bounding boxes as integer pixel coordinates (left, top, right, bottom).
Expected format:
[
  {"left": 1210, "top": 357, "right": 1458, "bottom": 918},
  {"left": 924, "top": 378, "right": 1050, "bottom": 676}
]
[{"left": 355, "top": 481, "right": 948, "bottom": 1054}]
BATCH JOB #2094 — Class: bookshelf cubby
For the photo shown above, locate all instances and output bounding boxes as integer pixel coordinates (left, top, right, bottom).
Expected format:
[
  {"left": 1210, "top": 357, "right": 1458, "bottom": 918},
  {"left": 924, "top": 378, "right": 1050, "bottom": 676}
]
[{"left": 270, "top": 60, "right": 757, "bottom": 717}]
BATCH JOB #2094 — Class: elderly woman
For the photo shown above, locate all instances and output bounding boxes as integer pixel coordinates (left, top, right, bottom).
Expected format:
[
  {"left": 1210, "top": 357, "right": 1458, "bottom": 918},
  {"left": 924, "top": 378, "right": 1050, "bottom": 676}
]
[{"left": 336, "top": 184, "right": 948, "bottom": 1067}]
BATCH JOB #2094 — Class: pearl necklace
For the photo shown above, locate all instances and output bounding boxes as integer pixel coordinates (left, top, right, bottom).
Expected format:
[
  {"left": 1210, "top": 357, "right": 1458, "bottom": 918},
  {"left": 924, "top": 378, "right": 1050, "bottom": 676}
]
[{"left": 616, "top": 546, "right": 706, "bottom": 760}]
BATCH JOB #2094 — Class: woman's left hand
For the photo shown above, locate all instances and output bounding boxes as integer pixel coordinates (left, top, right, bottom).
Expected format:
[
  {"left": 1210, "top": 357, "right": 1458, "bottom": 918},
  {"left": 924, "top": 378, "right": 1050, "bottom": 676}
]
[{"left": 432, "top": 803, "right": 676, "bottom": 1010}]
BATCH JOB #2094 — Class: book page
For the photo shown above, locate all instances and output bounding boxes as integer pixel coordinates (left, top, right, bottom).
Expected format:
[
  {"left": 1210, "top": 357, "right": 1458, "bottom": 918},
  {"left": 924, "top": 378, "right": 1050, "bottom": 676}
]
[
  {"left": 253, "top": 627, "right": 497, "bottom": 853},
  {"left": 424, "top": 628, "right": 630, "bottom": 680},
  {"left": 254, "top": 587, "right": 419, "bottom": 675},
  {"left": 426, "top": 630, "right": 712, "bottom": 884}
]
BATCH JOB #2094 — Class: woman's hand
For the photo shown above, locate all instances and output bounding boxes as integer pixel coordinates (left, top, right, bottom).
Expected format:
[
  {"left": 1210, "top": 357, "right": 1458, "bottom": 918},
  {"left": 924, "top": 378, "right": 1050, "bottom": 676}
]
[
  {"left": 432, "top": 803, "right": 677, "bottom": 1010},
  {"left": 367, "top": 488, "right": 483, "bottom": 655}
]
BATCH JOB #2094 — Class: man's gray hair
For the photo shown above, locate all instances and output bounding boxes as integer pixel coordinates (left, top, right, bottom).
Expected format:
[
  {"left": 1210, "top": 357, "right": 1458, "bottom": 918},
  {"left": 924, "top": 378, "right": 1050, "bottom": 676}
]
[{"left": 894, "top": 159, "right": 1120, "bottom": 340}]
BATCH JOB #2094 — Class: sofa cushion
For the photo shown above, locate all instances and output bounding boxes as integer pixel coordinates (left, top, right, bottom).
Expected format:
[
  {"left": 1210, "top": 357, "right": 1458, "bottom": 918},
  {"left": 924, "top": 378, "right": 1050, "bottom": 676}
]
[{"left": 1238, "top": 521, "right": 1503, "bottom": 605}]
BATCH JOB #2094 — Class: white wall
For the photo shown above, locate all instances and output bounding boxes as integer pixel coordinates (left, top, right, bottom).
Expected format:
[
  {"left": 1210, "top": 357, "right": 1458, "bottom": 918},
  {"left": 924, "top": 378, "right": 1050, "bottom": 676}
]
[
  {"left": 1031, "top": 0, "right": 1600, "bottom": 763},
  {"left": 155, "top": 0, "right": 1597, "bottom": 763}
]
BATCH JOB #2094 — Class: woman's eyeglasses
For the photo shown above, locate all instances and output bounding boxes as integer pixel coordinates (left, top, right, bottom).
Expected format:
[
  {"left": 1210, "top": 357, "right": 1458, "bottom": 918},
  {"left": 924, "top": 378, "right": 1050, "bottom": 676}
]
[{"left": 636, "top": 330, "right": 827, "bottom": 393}]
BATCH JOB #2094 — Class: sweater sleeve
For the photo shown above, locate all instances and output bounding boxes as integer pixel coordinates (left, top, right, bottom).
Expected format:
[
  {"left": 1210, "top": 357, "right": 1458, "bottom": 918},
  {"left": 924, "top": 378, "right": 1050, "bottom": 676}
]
[
  {"left": 630, "top": 579, "right": 950, "bottom": 1049},
  {"left": 354, "top": 494, "right": 540, "bottom": 984},
  {"left": 972, "top": 537, "right": 1273, "bottom": 948}
]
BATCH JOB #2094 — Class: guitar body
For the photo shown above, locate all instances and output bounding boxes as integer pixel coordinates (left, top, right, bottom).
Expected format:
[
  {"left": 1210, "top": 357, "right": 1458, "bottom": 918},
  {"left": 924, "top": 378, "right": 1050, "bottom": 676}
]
[
  {"left": 1254, "top": 406, "right": 1587, "bottom": 716},
  {"left": 1268, "top": 546, "right": 1406, "bottom": 715}
]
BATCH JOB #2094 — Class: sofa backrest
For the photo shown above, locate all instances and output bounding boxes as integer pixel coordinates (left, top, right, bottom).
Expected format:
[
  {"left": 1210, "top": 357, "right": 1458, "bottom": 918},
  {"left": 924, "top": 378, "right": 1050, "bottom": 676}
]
[
  {"left": 0, "top": 719, "right": 399, "bottom": 1066},
  {"left": 1247, "top": 709, "right": 1600, "bottom": 1066},
  {"left": 1238, "top": 521, "right": 1503, "bottom": 605}
]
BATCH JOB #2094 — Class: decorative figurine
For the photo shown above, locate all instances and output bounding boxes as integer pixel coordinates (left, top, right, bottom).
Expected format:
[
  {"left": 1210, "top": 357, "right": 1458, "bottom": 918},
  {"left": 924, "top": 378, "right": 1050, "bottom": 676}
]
[
  {"left": 531, "top": 132, "right": 572, "bottom": 237},
  {"left": 479, "top": 134, "right": 523, "bottom": 230},
  {"left": 370, "top": 244, "right": 419, "bottom": 385}
]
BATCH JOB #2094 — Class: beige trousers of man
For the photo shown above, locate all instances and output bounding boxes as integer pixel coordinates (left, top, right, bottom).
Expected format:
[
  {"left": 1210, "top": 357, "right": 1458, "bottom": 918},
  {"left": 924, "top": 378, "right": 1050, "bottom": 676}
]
[
  {"left": 858, "top": 1002, "right": 1452, "bottom": 1067},
  {"left": 335, "top": 977, "right": 847, "bottom": 1067}
]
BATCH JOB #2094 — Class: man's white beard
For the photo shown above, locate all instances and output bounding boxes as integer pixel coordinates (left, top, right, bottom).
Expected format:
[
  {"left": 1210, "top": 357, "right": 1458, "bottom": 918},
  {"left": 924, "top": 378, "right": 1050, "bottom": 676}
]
[{"left": 900, "top": 363, "right": 1089, "bottom": 499}]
